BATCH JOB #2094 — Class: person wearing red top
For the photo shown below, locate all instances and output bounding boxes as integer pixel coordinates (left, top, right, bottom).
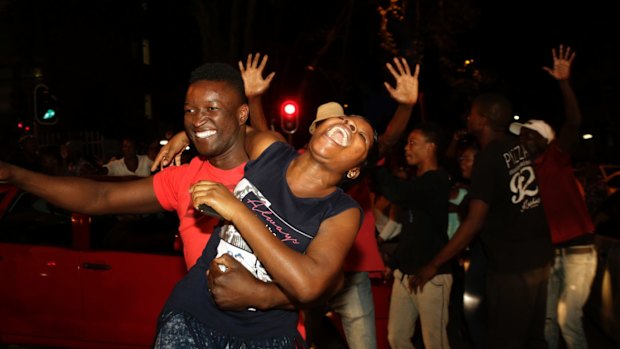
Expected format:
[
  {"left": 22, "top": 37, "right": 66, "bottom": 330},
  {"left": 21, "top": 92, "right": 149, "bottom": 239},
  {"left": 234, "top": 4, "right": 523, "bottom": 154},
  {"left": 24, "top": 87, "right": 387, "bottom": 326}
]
[
  {"left": 153, "top": 156, "right": 244, "bottom": 269},
  {"left": 509, "top": 45, "right": 595, "bottom": 349},
  {"left": 0, "top": 63, "right": 254, "bottom": 273}
]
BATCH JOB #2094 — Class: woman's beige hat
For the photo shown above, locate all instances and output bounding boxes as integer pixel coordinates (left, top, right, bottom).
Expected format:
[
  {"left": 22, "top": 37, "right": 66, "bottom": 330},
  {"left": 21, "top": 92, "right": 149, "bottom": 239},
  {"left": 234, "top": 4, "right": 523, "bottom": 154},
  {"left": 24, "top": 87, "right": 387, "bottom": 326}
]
[{"left": 308, "top": 101, "right": 345, "bottom": 134}]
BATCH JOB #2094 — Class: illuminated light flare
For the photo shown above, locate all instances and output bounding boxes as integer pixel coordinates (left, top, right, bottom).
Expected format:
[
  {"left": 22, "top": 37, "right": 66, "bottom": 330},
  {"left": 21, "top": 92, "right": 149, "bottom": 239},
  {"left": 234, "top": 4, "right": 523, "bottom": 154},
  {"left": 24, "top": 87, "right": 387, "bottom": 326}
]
[{"left": 282, "top": 101, "right": 298, "bottom": 119}]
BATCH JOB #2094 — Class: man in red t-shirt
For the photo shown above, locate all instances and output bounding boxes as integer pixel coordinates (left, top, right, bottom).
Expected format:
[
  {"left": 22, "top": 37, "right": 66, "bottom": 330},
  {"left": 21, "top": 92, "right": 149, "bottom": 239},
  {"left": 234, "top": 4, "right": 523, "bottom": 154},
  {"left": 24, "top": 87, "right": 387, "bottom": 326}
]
[{"left": 509, "top": 45, "right": 595, "bottom": 349}]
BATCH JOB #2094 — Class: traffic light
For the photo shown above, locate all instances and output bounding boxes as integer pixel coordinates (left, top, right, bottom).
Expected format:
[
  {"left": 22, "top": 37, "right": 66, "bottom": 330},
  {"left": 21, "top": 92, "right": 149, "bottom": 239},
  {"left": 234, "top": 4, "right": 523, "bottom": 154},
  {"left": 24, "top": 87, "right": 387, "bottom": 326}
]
[
  {"left": 280, "top": 100, "right": 299, "bottom": 134},
  {"left": 34, "top": 83, "right": 58, "bottom": 125}
]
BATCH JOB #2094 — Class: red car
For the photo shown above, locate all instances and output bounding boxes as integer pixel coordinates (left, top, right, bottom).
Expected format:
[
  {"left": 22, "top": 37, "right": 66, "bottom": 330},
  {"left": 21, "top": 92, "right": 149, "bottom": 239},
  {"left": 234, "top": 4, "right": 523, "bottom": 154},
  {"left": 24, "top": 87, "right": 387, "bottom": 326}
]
[
  {"left": 0, "top": 182, "right": 186, "bottom": 348},
  {"left": 0, "top": 181, "right": 393, "bottom": 349}
]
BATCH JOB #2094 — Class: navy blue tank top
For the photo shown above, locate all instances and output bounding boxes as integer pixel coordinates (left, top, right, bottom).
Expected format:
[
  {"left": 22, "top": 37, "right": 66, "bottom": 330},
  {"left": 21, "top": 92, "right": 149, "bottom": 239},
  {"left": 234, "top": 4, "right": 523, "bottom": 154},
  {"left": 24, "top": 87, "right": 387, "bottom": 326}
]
[{"left": 161, "top": 141, "right": 361, "bottom": 339}]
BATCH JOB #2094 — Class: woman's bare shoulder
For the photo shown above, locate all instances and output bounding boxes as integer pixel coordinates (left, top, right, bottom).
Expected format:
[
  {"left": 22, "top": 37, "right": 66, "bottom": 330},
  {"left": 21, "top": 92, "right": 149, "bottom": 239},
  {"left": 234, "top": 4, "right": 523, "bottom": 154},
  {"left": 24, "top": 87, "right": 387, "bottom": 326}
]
[{"left": 245, "top": 126, "right": 287, "bottom": 160}]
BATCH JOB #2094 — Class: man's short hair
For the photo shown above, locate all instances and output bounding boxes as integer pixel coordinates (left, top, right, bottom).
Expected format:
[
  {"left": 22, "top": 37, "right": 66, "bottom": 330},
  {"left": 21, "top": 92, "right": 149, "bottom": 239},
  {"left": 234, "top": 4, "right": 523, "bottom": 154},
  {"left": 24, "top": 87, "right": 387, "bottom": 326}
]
[
  {"left": 189, "top": 62, "right": 247, "bottom": 103},
  {"left": 413, "top": 121, "right": 446, "bottom": 159},
  {"left": 474, "top": 93, "right": 513, "bottom": 131}
]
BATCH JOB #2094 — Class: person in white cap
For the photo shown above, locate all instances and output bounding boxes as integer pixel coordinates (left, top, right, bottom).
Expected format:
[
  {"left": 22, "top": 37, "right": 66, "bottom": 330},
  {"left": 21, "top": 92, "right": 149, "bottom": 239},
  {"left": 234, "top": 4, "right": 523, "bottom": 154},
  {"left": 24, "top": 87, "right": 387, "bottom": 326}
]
[{"left": 509, "top": 45, "right": 595, "bottom": 349}]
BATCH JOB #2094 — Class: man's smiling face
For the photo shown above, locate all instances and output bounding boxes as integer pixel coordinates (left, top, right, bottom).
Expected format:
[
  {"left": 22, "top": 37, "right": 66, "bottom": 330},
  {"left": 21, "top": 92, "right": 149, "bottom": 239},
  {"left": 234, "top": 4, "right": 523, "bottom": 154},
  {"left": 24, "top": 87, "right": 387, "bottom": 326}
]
[{"left": 183, "top": 80, "right": 247, "bottom": 160}]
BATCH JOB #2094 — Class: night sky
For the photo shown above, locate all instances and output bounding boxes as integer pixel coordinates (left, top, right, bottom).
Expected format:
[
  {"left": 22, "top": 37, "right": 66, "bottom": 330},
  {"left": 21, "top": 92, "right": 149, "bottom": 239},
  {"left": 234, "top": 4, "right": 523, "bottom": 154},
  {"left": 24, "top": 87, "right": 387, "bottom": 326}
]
[{"left": 1, "top": 0, "right": 618, "bottom": 162}]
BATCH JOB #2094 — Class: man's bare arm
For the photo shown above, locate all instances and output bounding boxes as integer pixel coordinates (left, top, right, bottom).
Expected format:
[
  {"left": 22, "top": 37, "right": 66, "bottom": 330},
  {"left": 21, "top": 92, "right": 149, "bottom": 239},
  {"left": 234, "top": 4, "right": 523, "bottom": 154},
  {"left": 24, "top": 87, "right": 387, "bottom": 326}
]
[
  {"left": 543, "top": 45, "right": 581, "bottom": 152},
  {"left": 1, "top": 160, "right": 162, "bottom": 215},
  {"left": 379, "top": 57, "right": 420, "bottom": 157},
  {"left": 411, "top": 198, "right": 488, "bottom": 292},
  {"left": 239, "top": 52, "right": 275, "bottom": 132}
]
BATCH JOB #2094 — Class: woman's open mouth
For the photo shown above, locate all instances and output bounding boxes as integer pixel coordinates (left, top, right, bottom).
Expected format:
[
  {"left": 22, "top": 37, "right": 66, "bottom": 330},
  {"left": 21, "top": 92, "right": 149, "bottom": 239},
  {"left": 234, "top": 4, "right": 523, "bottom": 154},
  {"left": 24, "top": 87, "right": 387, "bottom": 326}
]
[{"left": 326, "top": 124, "right": 351, "bottom": 146}]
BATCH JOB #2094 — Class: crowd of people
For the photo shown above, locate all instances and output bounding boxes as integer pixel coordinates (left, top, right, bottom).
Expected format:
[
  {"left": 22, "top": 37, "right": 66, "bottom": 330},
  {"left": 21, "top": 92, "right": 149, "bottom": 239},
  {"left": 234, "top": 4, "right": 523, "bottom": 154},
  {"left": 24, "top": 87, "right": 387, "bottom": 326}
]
[
  {"left": 0, "top": 44, "right": 614, "bottom": 349},
  {"left": 4, "top": 134, "right": 159, "bottom": 178}
]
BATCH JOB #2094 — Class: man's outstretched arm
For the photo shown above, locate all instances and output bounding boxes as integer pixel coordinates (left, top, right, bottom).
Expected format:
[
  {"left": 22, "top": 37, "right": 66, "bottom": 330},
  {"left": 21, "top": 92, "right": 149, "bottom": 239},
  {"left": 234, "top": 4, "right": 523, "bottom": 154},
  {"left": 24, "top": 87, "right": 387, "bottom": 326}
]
[{"left": 1, "top": 160, "right": 161, "bottom": 215}]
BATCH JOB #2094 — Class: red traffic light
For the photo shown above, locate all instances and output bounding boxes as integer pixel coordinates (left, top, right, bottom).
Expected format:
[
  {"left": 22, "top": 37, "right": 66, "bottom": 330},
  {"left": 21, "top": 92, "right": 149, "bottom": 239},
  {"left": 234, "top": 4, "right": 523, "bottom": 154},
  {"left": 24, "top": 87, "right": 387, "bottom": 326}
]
[
  {"left": 281, "top": 101, "right": 298, "bottom": 119},
  {"left": 280, "top": 100, "right": 299, "bottom": 134}
]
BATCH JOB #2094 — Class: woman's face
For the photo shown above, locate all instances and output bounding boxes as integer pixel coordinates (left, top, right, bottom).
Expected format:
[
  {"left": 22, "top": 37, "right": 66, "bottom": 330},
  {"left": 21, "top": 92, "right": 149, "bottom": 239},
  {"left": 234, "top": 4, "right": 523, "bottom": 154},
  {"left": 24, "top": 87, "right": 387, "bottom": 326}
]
[
  {"left": 459, "top": 147, "right": 477, "bottom": 179},
  {"left": 309, "top": 115, "right": 374, "bottom": 173}
]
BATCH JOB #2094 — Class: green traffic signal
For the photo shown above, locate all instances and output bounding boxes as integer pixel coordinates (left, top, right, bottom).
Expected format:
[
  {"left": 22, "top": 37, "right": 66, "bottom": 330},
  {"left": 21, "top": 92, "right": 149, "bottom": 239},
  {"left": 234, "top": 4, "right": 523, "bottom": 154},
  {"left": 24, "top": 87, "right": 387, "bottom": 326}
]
[
  {"left": 43, "top": 108, "right": 56, "bottom": 120},
  {"left": 34, "top": 83, "right": 58, "bottom": 125}
]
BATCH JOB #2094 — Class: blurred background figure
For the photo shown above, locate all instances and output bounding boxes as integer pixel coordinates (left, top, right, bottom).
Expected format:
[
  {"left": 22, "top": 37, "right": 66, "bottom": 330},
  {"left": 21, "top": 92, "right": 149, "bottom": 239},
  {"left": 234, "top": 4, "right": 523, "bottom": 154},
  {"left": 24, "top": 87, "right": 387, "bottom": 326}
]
[
  {"left": 102, "top": 137, "right": 153, "bottom": 177},
  {"left": 60, "top": 140, "right": 101, "bottom": 176},
  {"left": 8, "top": 135, "right": 41, "bottom": 171},
  {"left": 38, "top": 144, "right": 64, "bottom": 176},
  {"left": 454, "top": 139, "right": 487, "bottom": 349},
  {"left": 374, "top": 143, "right": 409, "bottom": 265},
  {"left": 148, "top": 139, "right": 162, "bottom": 162}
]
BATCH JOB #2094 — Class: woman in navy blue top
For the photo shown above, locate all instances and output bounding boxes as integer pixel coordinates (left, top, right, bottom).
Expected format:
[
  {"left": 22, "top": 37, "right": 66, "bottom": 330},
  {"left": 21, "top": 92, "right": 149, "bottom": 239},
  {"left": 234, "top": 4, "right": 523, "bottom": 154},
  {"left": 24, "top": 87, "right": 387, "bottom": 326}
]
[{"left": 154, "top": 114, "right": 376, "bottom": 348}]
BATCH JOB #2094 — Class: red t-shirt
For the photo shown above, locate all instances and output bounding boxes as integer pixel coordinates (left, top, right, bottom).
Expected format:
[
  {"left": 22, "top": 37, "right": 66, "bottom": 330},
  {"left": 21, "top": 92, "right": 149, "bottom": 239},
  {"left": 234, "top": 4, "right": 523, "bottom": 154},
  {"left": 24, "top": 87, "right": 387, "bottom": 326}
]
[
  {"left": 535, "top": 142, "right": 594, "bottom": 244},
  {"left": 343, "top": 177, "right": 386, "bottom": 274},
  {"left": 153, "top": 157, "right": 245, "bottom": 269}
]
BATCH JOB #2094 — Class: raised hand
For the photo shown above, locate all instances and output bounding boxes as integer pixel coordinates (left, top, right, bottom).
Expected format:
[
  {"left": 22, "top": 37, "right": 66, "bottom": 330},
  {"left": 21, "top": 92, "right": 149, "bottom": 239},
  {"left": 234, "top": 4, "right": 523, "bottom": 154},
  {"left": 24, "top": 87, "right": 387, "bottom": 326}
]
[
  {"left": 150, "top": 131, "right": 190, "bottom": 171},
  {"left": 543, "top": 44, "right": 575, "bottom": 81},
  {"left": 238, "top": 53, "right": 276, "bottom": 98},
  {"left": 384, "top": 57, "right": 420, "bottom": 107}
]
